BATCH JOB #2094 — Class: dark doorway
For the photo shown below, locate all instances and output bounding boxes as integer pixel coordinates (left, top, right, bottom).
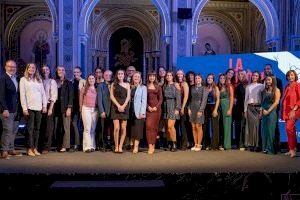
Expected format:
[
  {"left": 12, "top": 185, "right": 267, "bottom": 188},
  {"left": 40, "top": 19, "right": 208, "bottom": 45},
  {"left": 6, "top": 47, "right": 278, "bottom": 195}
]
[{"left": 109, "top": 27, "right": 143, "bottom": 73}]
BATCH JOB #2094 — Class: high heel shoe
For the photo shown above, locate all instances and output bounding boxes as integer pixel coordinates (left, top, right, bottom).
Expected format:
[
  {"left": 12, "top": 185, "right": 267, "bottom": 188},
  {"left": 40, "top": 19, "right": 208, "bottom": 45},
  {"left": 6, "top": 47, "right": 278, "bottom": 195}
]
[
  {"left": 290, "top": 150, "right": 296, "bottom": 158},
  {"left": 195, "top": 145, "right": 202, "bottom": 152}
]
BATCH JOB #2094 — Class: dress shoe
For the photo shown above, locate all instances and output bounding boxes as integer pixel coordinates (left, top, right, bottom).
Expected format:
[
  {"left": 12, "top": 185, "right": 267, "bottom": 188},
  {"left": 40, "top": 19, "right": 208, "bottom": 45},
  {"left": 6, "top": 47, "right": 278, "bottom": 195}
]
[
  {"left": 27, "top": 149, "right": 35, "bottom": 157},
  {"left": 171, "top": 142, "right": 177, "bottom": 152},
  {"left": 1, "top": 151, "right": 10, "bottom": 159},
  {"left": 8, "top": 150, "right": 22, "bottom": 156},
  {"left": 33, "top": 149, "right": 41, "bottom": 156}
]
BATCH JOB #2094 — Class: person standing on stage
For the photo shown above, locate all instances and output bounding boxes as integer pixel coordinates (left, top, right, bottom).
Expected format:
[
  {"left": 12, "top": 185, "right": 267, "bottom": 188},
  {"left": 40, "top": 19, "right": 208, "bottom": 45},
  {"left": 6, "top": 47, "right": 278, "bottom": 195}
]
[
  {"left": 235, "top": 70, "right": 248, "bottom": 151},
  {"left": 126, "top": 65, "right": 136, "bottom": 83},
  {"left": 146, "top": 71, "right": 163, "bottom": 154},
  {"left": 163, "top": 71, "right": 181, "bottom": 152},
  {"left": 203, "top": 73, "right": 220, "bottom": 150},
  {"left": 40, "top": 65, "right": 57, "bottom": 154},
  {"left": 80, "top": 74, "right": 98, "bottom": 153},
  {"left": 0, "top": 60, "right": 22, "bottom": 159},
  {"left": 188, "top": 73, "right": 208, "bottom": 151},
  {"left": 218, "top": 74, "right": 234, "bottom": 150},
  {"left": 176, "top": 69, "right": 189, "bottom": 150},
  {"left": 20, "top": 63, "right": 47, "bottom": 156},
  {"left": 263, "top": 64, "right": 283, "bottom": 152},
  {"left": 261, "top": 76, "right": 280, "bottom": 155},
  {"left": 244, "top": 71, "right": 264, "bottom": 152},
  {"left": 282, "top": 70, "right": 299, "bottom": 158},
  {"left": 129, "top": 71, "right": 147, "bottom": 154},
  {"left": 55, "top": 65, "right": 73, "bottom": 152},
  {"left": 110, "top": 69, "right": 131, "bottom": 153},
  {"left": 97, "top": 70, "right": 113, "bottom": 151},
  {"left": 95, "top": 67, "right": 104, "bottom": 85},
  {"left": 157, "top": 66, "right": 167, "bottom": 148},
  {"left": 71, "top": 66, "right": 85, "bottom": 151}
]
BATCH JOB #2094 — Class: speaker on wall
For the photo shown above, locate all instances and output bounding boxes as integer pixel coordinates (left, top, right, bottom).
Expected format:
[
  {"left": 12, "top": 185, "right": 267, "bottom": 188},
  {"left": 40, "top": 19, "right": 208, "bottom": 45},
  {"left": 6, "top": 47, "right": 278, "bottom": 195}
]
[{"left": 177, "top": 8, "right": 192, "bottom": 19}]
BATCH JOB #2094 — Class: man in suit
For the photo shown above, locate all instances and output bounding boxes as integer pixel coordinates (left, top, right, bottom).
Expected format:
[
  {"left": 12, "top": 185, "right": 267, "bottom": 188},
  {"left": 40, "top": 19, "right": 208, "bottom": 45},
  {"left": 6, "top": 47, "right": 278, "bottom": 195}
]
[
  {"left": 263, "top": 64, "right": 283, "bottom": 153},
  {"left": 0, "top": 60, "right": 22, "bottom": 159},
  {"left": 97, "top": 70, "right": 113, "bottom": 151}
]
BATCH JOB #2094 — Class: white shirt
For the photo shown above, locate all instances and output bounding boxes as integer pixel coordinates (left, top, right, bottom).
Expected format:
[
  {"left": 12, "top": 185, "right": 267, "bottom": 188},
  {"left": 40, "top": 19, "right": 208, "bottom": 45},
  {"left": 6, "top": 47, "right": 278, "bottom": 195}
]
[
  {"left": 20, "top": 77, "right": 47, "bottom": 111},
  {"left": 43, "top": 79, "right": 58, "bottom": 103},
  {"left": 244, "top": 83, "right": 265, "bottom": 112}
]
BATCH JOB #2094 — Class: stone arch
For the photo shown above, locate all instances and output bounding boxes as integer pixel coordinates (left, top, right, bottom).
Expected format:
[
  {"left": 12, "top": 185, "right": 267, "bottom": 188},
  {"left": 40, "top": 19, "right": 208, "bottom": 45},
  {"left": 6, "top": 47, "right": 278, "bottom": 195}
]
[
  {"left": 44, "top": 0, "right": 58, "bottom": 34},
  {"left": 91, "top": 8, "right": 160, "bottom": 52},
  {"left": 4, "top": 5, "right": 52, "bottom": 59},
  {"left": 192, "top": 0, "right": 279, "bottom": 47},
  {"left": 197, "top": 11, "right": 243, "bottom": 53},
  {"left": 78, "top": 0, "right": 171, "bottom": 42}
]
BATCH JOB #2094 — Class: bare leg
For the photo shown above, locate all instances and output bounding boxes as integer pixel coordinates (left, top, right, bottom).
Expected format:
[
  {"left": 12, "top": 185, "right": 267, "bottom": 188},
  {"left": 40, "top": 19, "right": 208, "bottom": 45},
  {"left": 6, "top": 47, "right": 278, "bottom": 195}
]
[
  {"left": 113, "top": 120, "right": 120, "bottom": 152},
  {"left": 119, "top": 120, "right": 127, "bottom": 152},
  {"left": 168, "top": 120, "right": 176, "bottom": 142},
  {"left": 133, "top": 139, "right": 140, "bottom": 154},
  {"left": 192, "top": 123, "right": 198, "bottom": 146}
]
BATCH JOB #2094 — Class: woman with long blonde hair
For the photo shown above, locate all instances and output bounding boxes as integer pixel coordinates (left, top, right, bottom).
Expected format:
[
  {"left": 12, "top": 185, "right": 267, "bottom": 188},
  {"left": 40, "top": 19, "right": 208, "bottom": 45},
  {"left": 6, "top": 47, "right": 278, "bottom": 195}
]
[{"left": 20, "top": 63, "right": 47, "bottom": 156}]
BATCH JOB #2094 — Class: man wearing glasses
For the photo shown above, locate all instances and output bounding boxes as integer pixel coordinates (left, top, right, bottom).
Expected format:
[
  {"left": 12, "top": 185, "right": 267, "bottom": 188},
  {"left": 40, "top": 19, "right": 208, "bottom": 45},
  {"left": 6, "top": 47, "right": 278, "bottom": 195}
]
[{"left": 0, "top": 60, "right": 22, "bottom": 159}]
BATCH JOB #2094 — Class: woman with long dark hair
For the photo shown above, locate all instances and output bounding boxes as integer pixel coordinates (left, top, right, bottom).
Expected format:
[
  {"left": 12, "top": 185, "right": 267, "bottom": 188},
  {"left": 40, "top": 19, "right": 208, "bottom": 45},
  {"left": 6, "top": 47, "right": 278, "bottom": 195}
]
[
  {"left": 110, "top": 69, "right": 131, "bottom": 153},
  {"left": 188, "top": 73, "right": 208, "bottom": 151},
  {"left": 146, "top": 71, "right": 163, "bottom": 154},
  {"left": 163, "top": 71, "right": 181, "bottom": 151},
  {"left": 244, "top": 71, "right": 264, "bottom": 151},
  {"left": 218, "top": 74, "right": 234, "bottom": 150},
  {"left": 203, "top": 73, "right": 220, "bottom": 150},
  {"left": 261, "top": 76, "right": 280, "bottom": 155}
]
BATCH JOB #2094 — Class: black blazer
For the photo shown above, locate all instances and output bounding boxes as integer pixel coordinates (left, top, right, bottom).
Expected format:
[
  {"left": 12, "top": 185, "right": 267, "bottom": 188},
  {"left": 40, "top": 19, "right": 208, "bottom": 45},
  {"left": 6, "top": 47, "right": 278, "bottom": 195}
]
[
  {"left": 0, "top": 73, "right": 19, "bottom": 113},
  {"left": 97, "top": 82, "right": 111, "bottom": 117},
  {"left": 58, "top": 79, "right": 73, "bottom": 113}
]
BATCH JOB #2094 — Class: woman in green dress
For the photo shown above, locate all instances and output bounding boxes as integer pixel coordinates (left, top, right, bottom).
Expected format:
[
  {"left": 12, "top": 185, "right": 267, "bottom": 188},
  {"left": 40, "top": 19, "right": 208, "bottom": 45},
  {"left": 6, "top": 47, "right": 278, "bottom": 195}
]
[
  {"left": 218, "top": 74, "right": 234, "bottom": 150},
  {"left": 261, "top": 76, "right": 280, "bottom": 154}
]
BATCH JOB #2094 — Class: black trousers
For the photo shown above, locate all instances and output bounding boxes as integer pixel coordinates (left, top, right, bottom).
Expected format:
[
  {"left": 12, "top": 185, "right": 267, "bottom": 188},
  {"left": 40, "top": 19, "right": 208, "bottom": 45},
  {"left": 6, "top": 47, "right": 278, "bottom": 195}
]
[
  {"left": 235, "top": 110, "right": 246, "bottom": 148},
  {"left": 27, "top": 110, "right": 42, "bottom": 149},
  {"left": 179, "top": 113, "right": 190, "bottom": 148},
  {"left": 203, "top": 104, "right": 220, "bottom": 150},
  {"left": 97, "top": 117, "right": 114, "bottom": 148},
  {"left": 71, "top": 112, "right": 81, "bottom": 146},
  {"left": 41, "top": 109, "right": 54, "bottom": 150}
]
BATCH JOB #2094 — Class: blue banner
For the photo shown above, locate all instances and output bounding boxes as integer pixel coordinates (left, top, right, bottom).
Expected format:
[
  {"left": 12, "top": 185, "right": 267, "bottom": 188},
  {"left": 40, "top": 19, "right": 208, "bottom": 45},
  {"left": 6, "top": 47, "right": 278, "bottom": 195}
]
[{"left": 177, "top": 51, "right": 300, "bottom": 142}]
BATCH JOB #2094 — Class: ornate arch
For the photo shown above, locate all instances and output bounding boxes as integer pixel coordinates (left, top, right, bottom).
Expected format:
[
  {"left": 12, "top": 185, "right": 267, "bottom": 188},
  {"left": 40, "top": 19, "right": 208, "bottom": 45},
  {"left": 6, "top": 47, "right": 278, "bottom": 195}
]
[
  {"left": 4, "top": 6, "right": 52, "bottom": 59},
  {"left": 44, "top": 0, "right": 58, "bottom": 34},
  {"left": 91, "top": 8, "right": 160, "bottom": 52},
  {"left": 78, "top": 0, "right": 171, "bottom": 42},
  {"left": 198, "top": 11, "right": 243, "bottom": 53},
  {"left": 192, "top": 0, "right": 279, "bottom": 45}
]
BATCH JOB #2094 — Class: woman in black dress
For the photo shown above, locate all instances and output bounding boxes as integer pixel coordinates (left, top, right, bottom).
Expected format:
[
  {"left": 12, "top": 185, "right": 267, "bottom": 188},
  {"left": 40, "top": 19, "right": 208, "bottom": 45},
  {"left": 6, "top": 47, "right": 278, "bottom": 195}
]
[{"left": 110, "top": 69, "right": 131, "bottom": 153}]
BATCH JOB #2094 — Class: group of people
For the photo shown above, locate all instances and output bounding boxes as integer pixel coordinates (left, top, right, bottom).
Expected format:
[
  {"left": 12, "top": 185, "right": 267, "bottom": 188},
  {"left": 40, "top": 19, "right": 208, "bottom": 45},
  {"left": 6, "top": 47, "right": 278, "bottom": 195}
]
[{"left": 0, "top": 60, "right": 299, "bottom": 159}]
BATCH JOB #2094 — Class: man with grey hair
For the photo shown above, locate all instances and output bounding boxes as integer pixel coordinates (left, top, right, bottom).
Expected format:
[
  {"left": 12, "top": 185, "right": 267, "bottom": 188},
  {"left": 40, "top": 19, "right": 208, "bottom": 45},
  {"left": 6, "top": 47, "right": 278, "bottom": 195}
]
[
  {"left": 0, "top": 60, "right": 22, "bottom": 159},
  {"left": 97, "top": 70, "right": 114, "bottom": 151},
  {"left": 126, "top": 65, "right": 136, "bottom": 83}
]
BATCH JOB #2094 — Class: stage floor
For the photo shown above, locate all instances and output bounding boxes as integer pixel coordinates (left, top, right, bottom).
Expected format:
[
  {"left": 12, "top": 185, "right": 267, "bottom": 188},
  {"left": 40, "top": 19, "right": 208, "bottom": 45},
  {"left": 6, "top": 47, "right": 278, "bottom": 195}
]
[{"left": 0, "top": 149, "right": 299, "bottom": 174}]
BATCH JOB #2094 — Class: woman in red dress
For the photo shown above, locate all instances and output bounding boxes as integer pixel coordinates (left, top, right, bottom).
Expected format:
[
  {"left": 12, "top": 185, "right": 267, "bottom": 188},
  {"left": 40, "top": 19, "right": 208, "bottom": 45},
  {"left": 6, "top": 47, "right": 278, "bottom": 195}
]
[
  {"left": 282, "top": 70, "right": 299, "bottom": 158},
  {"left": 146, "top": 71, "right": 163, "bottom": 154}
]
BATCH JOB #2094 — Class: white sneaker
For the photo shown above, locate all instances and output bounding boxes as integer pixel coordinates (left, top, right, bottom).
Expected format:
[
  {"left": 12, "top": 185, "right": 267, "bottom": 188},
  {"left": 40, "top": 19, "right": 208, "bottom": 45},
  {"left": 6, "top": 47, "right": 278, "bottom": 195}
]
[
  {"left": 195, "top": 147, "right": 201, "bottom": 152},
  {"left": 191, "top": 146, "right": 196, "bottom": 151},
  {"left": 239, "top": 148, "right": 245, "bottom": 151},
  {"left": 60, "top": 148, "right": 66, "bottom": 152}
]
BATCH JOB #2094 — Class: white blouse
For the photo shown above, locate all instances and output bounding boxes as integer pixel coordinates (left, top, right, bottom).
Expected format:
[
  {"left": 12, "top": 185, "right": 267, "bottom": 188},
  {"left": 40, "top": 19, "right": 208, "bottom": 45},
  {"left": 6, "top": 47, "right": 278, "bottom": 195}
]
[
  {"left": 43, "top": 79, "right": 58, "bottom": 103},
  {"left": 20, "top": 77, "right": 47, "bottom": 111},
  {"left": 244, "top": 83, "right": 264, "bottom": 112}
]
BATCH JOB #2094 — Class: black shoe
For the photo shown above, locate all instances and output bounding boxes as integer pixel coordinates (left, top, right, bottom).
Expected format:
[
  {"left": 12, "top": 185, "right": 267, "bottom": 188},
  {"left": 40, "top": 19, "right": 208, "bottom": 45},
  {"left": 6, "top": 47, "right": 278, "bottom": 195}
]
[
  {"left": 85, "top": 149, "right": 91, "bottom": 153},
  {"left": 171, "top": 142, "right": 177, "bottom": 152},
  {"left": 69, "top": 146, "right": 78, "bottom": 152}
]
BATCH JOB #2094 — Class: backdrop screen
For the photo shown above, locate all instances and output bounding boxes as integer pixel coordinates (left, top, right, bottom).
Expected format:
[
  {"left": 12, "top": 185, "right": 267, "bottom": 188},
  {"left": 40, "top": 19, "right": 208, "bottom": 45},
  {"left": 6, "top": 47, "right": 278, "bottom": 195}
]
[{"left": 177, "top": 51, "right": 300, "bottom": 142}]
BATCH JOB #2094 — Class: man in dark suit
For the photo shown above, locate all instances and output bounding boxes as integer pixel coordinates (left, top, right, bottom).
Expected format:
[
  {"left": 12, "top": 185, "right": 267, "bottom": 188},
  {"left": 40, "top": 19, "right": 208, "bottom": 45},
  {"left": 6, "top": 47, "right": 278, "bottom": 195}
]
[
  {"left": 0, "top": 60, "right": 22, "bottom": 159},
  {"left": 97, "top": 70, "right": 113, "bottom": 151},
  {"left": 263, "top": 64, "right": 283, "bottom": 153}
]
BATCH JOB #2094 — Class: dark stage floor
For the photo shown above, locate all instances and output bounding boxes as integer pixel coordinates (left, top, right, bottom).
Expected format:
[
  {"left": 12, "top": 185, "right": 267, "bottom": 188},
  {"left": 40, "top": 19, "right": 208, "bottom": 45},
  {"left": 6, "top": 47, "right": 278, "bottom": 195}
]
[
  {"left": 1, "top": 149, "right": 300, "bottom": 199},
  {"left": 0, "top": 149, "right": 299, "bottom": 174}
]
